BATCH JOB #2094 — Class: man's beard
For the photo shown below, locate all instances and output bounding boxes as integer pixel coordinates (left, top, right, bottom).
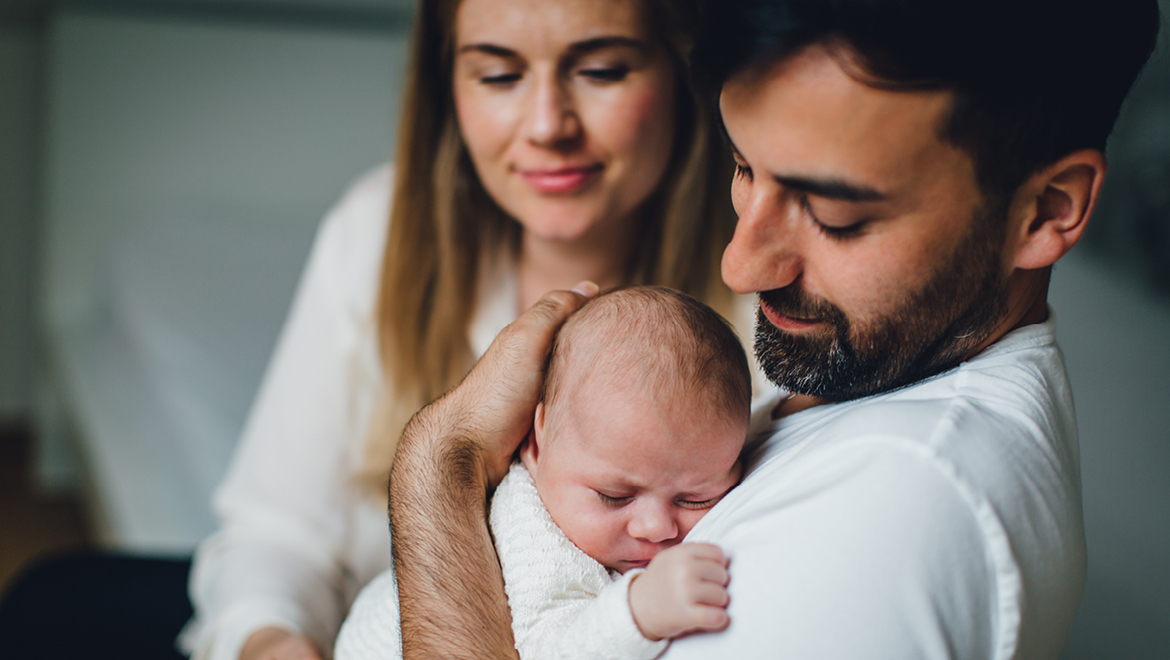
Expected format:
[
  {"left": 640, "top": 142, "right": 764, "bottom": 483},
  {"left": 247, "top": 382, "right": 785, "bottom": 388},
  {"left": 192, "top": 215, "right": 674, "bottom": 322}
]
[{"left": 754, "top": 206, "right": 1011, "bottom": 401}]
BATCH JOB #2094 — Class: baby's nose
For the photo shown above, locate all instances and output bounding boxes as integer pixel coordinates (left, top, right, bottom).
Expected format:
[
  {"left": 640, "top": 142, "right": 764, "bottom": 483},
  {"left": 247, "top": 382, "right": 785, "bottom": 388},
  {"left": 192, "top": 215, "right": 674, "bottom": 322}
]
[{"left": 628, "top": 505, "right": 679, "bottom": 544}]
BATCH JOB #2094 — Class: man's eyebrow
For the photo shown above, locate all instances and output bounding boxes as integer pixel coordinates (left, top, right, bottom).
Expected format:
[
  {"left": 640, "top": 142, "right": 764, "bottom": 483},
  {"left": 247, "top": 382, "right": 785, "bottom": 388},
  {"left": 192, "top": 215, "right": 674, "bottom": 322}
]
[
  {"left": 458, "top": 36, "right": 646, "bottom": 59},
  {"left": 774, "top": 174, "right": 887, "bottom": 203},
  {"left": 726, "top": 134, "right": 887, "bottom": 203}
]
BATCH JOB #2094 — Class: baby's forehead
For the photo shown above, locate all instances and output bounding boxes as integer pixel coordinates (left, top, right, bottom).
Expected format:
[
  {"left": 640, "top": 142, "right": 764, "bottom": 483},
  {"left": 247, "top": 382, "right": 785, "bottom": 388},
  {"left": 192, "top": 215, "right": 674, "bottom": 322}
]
[{"left": 547, "top": 369, "right": 746, "bottom": 440}]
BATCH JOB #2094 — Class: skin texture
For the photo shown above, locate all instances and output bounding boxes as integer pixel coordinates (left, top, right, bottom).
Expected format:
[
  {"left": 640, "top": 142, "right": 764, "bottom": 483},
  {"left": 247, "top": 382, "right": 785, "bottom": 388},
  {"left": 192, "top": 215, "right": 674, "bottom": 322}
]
[
  {"left": 453, "top": 0, "right": 677, "bottom": 310},
  {"left": 239, "top": 627, "right": 321, "bottom": 660},
  {"left": 390, "top": 43, "right": 1106, "bottom": 658}
]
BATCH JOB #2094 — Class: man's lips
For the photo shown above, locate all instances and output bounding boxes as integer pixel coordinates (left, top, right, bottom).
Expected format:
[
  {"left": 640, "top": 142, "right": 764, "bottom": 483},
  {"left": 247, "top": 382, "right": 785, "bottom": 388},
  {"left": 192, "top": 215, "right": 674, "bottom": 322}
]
[
  {"left": 761, "top": 300, "right": 822, "bottom": 331},
  {"left": 519, "top": 164, "right": 603, "bottom": 193}
]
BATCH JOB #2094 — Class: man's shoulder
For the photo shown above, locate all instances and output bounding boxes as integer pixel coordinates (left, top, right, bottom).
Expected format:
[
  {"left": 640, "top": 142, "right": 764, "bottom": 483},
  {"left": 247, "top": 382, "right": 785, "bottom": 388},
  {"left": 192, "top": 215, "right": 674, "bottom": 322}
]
[{"left": 678, "top": 325, "right": 1085, "bottom": 659}]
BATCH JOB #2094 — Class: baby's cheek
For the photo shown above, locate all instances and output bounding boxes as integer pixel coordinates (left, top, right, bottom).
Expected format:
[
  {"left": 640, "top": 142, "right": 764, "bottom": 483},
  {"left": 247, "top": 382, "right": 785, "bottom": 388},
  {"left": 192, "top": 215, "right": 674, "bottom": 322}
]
[{"left": 677, "top": 509, "right": 711, "bottom": 540}]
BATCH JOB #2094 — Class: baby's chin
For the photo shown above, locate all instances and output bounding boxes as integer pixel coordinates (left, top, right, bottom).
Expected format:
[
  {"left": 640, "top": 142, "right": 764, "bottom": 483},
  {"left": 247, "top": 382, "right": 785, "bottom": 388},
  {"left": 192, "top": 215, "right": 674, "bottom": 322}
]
[{"left": 609, "top": 558, "right": 652, "bottom": 574}]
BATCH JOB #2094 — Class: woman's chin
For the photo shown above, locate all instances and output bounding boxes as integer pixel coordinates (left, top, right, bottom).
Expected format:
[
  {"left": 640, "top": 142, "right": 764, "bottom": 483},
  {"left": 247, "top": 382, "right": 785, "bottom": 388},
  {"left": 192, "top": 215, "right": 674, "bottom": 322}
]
[{"left": 514, "top": 210, "right": 616, "bottom": 246}]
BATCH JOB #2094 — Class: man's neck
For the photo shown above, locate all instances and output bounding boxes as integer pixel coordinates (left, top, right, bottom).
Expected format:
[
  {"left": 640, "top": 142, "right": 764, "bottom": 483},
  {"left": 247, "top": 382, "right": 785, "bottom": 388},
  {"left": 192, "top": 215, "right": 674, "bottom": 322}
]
[
  {"left": 772, "top": 393, "right": 825, "bottom": 419},
  {"left": 967, "top": 267, "right": 1052, "bottom": 359}
]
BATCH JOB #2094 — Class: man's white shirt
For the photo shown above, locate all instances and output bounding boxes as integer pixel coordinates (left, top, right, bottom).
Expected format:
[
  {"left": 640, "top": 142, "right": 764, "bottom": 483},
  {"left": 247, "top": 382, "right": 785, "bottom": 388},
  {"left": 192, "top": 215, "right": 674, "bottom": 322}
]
[{"left": 668, "top": 314, "right": 1084, "bottom": 660}]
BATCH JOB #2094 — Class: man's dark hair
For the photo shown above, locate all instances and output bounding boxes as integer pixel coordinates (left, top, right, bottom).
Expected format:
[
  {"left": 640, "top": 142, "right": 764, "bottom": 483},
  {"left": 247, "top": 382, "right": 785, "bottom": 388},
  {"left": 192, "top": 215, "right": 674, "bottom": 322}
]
[{"left": 693, "top": 0, "right": 1162, "bottom": 207}]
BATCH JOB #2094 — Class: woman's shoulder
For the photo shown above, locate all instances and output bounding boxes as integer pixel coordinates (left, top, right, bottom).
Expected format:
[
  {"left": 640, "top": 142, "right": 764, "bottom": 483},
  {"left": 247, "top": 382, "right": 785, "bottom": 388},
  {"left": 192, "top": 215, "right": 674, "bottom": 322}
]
[
  {"left": 318, "top": 163, "right": 394, "bottom": 258},
  {"left": 309, "top": 163, "right": 394, "bottom": 313}
]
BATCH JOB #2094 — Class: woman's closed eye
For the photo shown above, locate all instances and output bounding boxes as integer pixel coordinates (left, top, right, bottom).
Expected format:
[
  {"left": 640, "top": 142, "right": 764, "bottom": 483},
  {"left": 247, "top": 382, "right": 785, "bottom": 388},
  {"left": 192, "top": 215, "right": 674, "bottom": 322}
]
[
  {"left": 577, "top": 64, "right": 630, "bottom": 83},
  {"left": 479, "top": 70, "right": 523, "bottom": 86}
]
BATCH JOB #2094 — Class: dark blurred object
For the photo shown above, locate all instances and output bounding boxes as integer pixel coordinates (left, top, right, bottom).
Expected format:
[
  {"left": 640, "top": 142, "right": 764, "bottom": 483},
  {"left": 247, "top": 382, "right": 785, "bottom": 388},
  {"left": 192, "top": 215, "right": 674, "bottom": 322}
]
[
  {"left": 0, "top": 421, "right": 91, "bottom": 592},
  {"left": 0, "top": 551, "right": 193, "bottom": 659}
]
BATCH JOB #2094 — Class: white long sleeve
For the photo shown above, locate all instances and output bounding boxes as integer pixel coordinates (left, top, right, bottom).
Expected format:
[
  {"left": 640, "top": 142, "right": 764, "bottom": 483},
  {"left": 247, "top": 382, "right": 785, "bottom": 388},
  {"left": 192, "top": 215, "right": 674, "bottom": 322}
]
[
  {"left": 182, "top": 166, "right": 397, "bottom": 660},
  {"left": 490, "top": 463, "right": 668, "bottom": 660}
]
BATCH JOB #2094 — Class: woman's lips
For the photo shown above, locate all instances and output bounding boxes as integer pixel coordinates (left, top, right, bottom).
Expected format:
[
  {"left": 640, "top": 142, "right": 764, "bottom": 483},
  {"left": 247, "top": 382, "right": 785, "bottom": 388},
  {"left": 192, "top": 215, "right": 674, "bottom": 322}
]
[
  {"left": 519, "top": 164, "right": 603, "bottom": 194},
  {"left": 761, "top": 301, "right": 822, "bottom": 331}
]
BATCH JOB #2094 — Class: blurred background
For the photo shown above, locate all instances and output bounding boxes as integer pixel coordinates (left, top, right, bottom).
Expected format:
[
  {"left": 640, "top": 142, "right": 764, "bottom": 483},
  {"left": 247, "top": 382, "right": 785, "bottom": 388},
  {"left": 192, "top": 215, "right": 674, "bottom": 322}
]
[{"left": 0, "top": 0, "right": 1166, "bottom": 657}]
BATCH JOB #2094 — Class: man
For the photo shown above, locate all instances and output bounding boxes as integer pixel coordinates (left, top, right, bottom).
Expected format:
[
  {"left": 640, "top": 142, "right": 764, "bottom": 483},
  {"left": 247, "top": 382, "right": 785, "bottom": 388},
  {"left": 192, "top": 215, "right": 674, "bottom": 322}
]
[{"left": 388, "top": 0, "right": 1161, "bottom": 657}]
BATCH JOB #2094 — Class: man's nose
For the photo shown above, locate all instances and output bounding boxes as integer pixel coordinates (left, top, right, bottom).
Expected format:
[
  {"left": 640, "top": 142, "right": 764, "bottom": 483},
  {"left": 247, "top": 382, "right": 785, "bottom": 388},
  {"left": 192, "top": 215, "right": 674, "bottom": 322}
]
[
  {"left": 522, "top": 75, "right": 581, "bottom": 148},
  {"left": 627, "top": 503, "right": 679, "bottom": 544},
  {"left": 722, "top": 189, "right": 803, "bottom": 294}
]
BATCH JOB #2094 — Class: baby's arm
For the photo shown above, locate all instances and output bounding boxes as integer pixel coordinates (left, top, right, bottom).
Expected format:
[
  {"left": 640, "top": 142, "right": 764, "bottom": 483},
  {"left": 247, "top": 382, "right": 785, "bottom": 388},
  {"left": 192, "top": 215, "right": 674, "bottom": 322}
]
[{"left": 628, "top": 543, "right": 732, "bottom": 641}]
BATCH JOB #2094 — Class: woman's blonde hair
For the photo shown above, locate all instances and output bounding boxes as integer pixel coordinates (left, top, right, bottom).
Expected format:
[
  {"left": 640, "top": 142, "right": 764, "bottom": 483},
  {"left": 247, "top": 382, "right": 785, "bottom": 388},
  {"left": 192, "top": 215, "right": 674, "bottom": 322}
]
[{"left": 359, "top": 0, "right": 737, "bottom": 492}]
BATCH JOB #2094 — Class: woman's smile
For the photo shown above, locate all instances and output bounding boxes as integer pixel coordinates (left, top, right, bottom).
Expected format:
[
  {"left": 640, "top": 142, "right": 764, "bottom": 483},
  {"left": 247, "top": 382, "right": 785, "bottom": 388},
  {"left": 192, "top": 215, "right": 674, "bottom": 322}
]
[{"left": 518, "top": 163, "right": 605, "bottom": 194}]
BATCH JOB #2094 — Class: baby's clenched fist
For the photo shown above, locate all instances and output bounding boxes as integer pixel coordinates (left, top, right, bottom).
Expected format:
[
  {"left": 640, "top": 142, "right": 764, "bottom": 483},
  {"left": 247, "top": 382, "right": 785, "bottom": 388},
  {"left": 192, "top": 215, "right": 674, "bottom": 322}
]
[{"left": 628, "top": 542, "right": 731, "bottom": 641}]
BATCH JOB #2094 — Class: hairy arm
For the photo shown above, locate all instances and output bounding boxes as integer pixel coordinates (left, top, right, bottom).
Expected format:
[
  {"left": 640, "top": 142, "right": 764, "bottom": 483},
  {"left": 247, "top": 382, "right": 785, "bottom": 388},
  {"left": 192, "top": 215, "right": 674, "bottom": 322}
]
[{"left": 389, "top": 287, "right": 595, "bottom": 660}]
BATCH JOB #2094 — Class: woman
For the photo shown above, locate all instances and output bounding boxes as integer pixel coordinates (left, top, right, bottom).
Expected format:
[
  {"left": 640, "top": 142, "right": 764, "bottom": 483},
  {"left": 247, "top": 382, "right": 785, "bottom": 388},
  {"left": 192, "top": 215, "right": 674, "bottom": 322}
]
[{"left": 188, "top": 0, "right": 756, "bottom": 658}]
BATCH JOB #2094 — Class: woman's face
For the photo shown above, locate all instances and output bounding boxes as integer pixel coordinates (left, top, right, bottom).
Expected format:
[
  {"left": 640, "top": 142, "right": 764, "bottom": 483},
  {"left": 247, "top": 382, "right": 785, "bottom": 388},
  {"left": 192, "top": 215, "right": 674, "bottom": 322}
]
[{"left": 452, "top": 0, "right": 678, "bottom": 244}]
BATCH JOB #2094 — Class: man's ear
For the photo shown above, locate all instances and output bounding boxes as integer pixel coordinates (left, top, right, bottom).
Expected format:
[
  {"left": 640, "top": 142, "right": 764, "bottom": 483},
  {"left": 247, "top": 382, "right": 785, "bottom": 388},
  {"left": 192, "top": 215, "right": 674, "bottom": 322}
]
[
  {"left": 520, "top": 403, "right": 545, "bottom": 475},
  {"left": 1007, "top": 149, "right": 1106, "bottom": 271}
]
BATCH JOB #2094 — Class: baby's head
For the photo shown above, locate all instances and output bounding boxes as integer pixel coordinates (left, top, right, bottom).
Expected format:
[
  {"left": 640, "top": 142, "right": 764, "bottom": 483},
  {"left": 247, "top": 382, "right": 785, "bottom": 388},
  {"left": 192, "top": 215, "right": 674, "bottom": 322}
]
[{"left": 520, "top": 286, "right": 751, "bottom": 573}]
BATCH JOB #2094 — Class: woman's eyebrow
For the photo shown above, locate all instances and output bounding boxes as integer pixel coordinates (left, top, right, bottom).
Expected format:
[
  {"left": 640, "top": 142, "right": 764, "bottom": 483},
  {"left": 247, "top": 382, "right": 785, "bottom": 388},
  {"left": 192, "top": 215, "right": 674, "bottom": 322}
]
[
  {"left": 566, "top": 36, "right": 648, "bottom": 55},
  {"left": 458, "top": 36, "right": 646, "bottom": 59},
  {"left": 458, "top": 43, "right": 518, "bottom": 58}
]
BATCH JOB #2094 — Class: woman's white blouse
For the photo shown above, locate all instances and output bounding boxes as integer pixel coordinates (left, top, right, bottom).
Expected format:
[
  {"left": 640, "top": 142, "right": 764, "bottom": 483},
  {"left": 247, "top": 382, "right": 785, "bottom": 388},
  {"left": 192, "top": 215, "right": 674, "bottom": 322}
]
[{"left": 181, "top": 165, "right": 770, "bottom": 660}]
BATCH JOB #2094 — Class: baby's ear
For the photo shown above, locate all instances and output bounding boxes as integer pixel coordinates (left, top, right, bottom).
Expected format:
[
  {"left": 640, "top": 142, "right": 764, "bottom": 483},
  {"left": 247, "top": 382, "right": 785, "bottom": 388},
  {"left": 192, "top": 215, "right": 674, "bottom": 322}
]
[{"left": 520, "top": 403, "right": 544, "bottom": 475}]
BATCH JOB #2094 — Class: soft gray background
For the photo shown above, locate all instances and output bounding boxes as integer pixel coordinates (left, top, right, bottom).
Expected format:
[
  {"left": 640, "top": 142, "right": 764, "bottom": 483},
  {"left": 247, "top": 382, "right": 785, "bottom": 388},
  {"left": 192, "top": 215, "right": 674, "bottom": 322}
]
[{"left": 0, "top": 0, "right": 1167, "bottom": 657}]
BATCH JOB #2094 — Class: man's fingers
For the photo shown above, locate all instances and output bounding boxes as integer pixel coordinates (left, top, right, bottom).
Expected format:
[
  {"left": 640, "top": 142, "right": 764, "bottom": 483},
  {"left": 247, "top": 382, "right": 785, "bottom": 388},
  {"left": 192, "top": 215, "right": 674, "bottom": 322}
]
[{"left": 521, "top": 285, "right": 595, "bottom": 330}]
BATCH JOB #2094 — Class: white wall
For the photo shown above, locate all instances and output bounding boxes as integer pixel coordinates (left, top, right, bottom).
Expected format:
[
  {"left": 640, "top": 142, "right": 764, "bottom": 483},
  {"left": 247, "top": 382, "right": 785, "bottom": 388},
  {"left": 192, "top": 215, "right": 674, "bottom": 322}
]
[
  {"left": 0, "top": 26, "right": 41, "bottom": 420},
  {"left": 40, "top": 11, "right": 407, "bottom": 329},
  {"left": 38, "top": 9, "right": 410, "bottom": 549},
  {"left": 1051, "top": 249, "right": 1170, "bottom": 658}
]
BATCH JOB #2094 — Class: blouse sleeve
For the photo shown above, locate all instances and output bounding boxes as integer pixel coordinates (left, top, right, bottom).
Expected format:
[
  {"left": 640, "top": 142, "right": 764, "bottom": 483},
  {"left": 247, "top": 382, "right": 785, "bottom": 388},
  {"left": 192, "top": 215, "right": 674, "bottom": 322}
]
[{"left": 183, "top": 166, "right": 392, "bottom": 660}]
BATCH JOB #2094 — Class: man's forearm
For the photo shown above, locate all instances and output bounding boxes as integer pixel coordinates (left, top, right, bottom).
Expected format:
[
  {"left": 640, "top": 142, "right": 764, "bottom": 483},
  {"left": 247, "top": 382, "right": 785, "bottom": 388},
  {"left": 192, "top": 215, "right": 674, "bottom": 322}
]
[{"left": 389, "top": 402, "right": 519, "bottom": 660}]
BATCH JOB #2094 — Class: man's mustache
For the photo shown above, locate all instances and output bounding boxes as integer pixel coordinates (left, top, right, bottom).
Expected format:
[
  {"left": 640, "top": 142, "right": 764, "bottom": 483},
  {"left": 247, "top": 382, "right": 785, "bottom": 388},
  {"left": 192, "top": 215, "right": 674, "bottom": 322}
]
[{"left": 757, "top": 285, "right": 848, "bottom": 329}]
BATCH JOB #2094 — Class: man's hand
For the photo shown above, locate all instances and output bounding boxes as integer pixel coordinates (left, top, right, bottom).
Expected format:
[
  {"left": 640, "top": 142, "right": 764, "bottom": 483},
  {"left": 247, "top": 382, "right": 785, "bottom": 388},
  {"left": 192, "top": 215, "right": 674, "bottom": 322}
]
[
  {"left": 390, "top": 283, "right": 597, "bottom": 660},
  {"left": 628, "top": 543, "right": 731, "bottom": 641},
  {"left": 240, "top": 627, "right": 322, "bottom": 660},
  {"left": 439, "top": 283, "right": 598, "bottom": 487}
]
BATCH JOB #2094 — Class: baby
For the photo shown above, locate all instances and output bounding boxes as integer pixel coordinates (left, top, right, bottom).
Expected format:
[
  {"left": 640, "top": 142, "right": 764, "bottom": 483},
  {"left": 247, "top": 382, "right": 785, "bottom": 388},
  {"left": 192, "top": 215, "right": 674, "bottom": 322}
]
[
  {"left": 332, "top": 286, "right": 751, "bottom": 660},
  {"left": 490, "top": 285, "right": 751, "bottom": 660}
]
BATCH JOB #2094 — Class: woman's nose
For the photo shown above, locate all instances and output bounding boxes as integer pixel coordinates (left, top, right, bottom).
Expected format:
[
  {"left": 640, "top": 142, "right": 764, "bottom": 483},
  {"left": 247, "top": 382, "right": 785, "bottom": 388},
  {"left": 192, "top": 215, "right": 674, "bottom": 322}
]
[
  {"left": 523, "top": 75, "right": 581, "bottom": 148},
  {"left": 627, "top": 504, "right": 679, "bottom": 544},
  {"left": 721, "top": 189, "right": 803, "bottom": 294}
]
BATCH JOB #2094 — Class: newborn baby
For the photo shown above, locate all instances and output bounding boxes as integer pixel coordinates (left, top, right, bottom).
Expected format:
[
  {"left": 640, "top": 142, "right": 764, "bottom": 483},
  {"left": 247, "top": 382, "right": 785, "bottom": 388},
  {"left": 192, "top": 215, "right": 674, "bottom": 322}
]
[
  {"left": 491, "top": 285, "right": 751, "bottom": 659},
  {"left": 333, "top": 286, "right": 751, "bottom": 660}
]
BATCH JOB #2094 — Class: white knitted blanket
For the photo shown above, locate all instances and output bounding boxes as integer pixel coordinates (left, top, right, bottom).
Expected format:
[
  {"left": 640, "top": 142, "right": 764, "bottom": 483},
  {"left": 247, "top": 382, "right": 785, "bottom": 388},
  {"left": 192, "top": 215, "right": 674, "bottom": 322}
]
[
  {"left": 333, "top": 463, "right": 667, "bottom": 660},
  {"left": 492, "top": 463, "right": 668, "bottom": 660}
]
